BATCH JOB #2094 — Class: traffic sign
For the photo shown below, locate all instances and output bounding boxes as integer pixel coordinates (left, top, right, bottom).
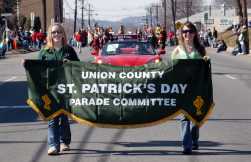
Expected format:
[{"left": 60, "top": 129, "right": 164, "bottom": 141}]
[{"left": 204, "top": 13, "right": 208, "bottom": 20}]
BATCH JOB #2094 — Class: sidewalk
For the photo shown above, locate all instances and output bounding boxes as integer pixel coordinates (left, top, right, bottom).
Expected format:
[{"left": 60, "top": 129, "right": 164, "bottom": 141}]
[
  {"left": 207, "top": 46, "right": 251, "bottom": 58},
  {"left": 5, "top": 48, "right": 39, "bottom": 55}
]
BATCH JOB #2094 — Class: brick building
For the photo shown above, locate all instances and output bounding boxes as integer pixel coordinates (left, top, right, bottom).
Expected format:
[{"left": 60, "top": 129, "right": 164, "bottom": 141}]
[
  {"left": 19, "top": 0, "right": 63, "bottom": 32},
  {"left": 0, "top": 1, "right": 3, "bottom": 12}
]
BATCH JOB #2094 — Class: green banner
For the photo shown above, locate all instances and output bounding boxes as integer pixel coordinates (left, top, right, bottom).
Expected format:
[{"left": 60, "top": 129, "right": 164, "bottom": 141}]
[{"left": 24, "top": 60, "right": 214, "bottom": 128}]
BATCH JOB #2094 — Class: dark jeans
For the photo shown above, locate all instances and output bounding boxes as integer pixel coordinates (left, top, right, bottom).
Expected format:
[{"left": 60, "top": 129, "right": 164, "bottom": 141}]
[
  {"left": 48, "top": 114, "right": 71, "bottom": 150},
  {"left": 180, "top": 117, "right": 199, "bottom": 150},
  {"left": 0, "top": 46, "right": 7, "bottom": 57}
]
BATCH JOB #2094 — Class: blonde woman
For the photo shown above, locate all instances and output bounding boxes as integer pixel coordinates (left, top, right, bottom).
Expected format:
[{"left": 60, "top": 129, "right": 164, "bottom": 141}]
[
  {"left": 171, "top": 22, "right": 207, "bottom": 154},
  {"left": 38, "top": 23, "right": 79, "bottom": 155}
]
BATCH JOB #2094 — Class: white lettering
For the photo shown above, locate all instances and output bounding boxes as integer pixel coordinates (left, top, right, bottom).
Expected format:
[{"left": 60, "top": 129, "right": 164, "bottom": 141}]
[
  {"left": 179, "top": 84, "right": 188, "bottom": 94},
  {"left": 57, "top": 84, "right": 66, "bottom": 94}
]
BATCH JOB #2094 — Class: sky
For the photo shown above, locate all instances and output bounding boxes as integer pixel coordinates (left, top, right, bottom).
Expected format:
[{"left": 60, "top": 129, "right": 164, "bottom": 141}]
[{"left": 64, "top": 0, "right": 159, "bottom": 21}]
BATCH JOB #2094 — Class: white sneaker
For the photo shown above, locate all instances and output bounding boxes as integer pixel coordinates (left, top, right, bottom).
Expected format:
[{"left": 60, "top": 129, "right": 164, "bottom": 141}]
[
  {"left": 48, "top": 146, "right": 59, "bottom": 155},
  {"left": 237, "top": 52, "right": 244, "bottom": 56},
  {"left": 60, "top": 143, "right": 70, "bottom": 151}
]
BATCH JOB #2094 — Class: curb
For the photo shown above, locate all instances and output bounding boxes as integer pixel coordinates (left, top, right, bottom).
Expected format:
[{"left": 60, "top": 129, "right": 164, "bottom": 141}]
[{"left": 6, "top": 48, "right": 39, "bottom": 55}]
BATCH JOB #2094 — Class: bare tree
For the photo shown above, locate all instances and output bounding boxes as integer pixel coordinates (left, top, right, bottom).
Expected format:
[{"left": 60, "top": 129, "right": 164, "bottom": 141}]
[
  {"left": 175, "top": 0, "right": 194, "bottom": 21},
  {"left": 170, "top": 0, "right": 177, "bottom": 42},
  {"left": 241, "top": 0, "right": 248, "bottom": 27},
  {"left": 236, "top": 0, "right": 244, "bottom": 25}
]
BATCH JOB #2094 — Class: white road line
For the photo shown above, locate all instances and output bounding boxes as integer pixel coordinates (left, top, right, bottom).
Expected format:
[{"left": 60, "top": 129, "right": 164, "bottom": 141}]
[
  {"left": 0, "top": 105, "right": 30, "bottom": 109},
  {"left": 0, "top": 76, "right": 17, "bottom": 85},
  {"left": 4, "top": 76, "right": 17, "bottom": 82},
  {"left": 225, "top": 74, "right": 237, "bottom": 80}
]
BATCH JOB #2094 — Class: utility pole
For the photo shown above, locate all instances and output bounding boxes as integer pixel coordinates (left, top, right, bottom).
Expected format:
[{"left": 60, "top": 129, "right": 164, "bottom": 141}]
[
  {"left": 16, "top": 0, "right": 20, "bottom": 27},
  {"left": 156, "top": 5, "right": 159, "bottom": 25},
  {"left": 163, "top": 0, "right": 167, "bottom": 31},
  {"left": 209, "top": 5, "right": 211, "bottom": 17},
  {"left": 88, "top": 3, "right": 91, "bottom": 27},
  {"left": 58, "top": 0, "right": 63, "bottom": 23},
  {"left": 87, "top": 4, "right": 95, "bottom": 27},
  {"left": 171, "top": 0, "right": 177, "bottom": 44},
  {"left": 81, "top": 0, "right": 85, "bottom": 28},
  {"left": 186, "top": 0, "right": 189, "bottom": 21},
  {"left": 142, "top": 14, "right": 148, "bottom": 26},
  {"left": 242, "top": 0, "right": 248, "bottom": 27},
  {"left": 237, "top": 0, "right": 249, "bottom": 53},
  {"left": 236, "top": 0, "right": 243, "bottom": 25},
  {"left": 145, "top": 14, "right": 148, "bottom": 26},
  {"left": 152, "top": 4, "right": 160, "bottom": 25},
  {"left": 242, "top": 0, "right": 249, "bottom": 54},
  {"left": 42, "top": 0, "right": 47, "bottom": 32},
  {"left": 186, "top": 0, "right": 192, "bottom": 22},
  {"left": 74, "top": 0, "right": 77, "bottom": 33},
  {"left": 149, "top": 7, "right": 153, "bottom": 27}
]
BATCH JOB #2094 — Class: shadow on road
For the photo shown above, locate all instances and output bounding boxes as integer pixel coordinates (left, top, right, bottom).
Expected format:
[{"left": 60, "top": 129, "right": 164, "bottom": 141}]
[
  {"left": 0, "top": 108, "right": 38, "bottom": 123},
  {"left": 0, "top": 81, "right": 38, "bottom": 123},
  {"left": 61, "top": 140, "right": 251, "bottom": 156},
  {"left": 63, "top": 148, "right": 251, "bottom": 156}
]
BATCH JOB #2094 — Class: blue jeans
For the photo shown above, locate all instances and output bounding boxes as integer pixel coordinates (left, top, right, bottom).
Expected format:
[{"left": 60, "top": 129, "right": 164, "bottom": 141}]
[
  {"left": 241, "top": 43, "right": 247, "bottom": 54},
  {"left": 180, "top": 117, "right": 199, "bottom": 150},
  {"left": 48, "top": 115, "right": 71, "bottom": 150}
]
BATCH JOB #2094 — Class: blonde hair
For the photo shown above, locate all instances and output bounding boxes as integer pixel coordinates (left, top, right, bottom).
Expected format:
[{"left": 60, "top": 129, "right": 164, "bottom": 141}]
[{"left": 45, "top": 23, "right": 67, "bottom": 48}]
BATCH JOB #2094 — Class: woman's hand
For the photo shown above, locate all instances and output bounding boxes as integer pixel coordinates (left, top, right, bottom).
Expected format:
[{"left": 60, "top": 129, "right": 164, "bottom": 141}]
[
  {"left": 21, "top": 59, "right": 26, "bottom": 66},
  {"left": 203, "top": 56, "right": 210, "bottom": 61},
  {"left": 63, "top": 58, "right": 70, "bottom": 63}
]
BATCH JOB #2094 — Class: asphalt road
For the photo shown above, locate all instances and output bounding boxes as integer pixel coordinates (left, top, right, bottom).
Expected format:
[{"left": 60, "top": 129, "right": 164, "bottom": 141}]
[{"left": 0, "top": 47, "right": 251, "bottom": 162}]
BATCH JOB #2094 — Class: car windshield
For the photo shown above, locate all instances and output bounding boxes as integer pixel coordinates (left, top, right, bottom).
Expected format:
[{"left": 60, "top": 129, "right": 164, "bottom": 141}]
[{"left": 101, "top": 41, "right": 156, "bottom": 55}]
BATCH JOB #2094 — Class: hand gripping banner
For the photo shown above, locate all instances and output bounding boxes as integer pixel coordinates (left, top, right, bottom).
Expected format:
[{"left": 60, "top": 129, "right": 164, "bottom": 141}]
[{"left": 24, "top": 60, "right": 214, "bottom": 128}]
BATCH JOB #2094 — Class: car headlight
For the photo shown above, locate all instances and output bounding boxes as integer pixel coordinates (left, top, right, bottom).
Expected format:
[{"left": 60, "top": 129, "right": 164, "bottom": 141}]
[
  {"left": 97, "top": 59, "right": 103, "bottom": 64},
  {"left": 154, "top": 58, "right": 160, "bottom": 63},
  {"left": 147, "top": 58, "right": 161, "bottom": 64}
]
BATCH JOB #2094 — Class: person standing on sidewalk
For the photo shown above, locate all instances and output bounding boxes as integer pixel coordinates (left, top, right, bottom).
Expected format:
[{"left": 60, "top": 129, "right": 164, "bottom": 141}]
[
  {"left": 241, "top": 25, "right": 249, "bottom": 54},
  {"left": 38, "top": 23, "right": 79, "bottom": 155},
  {"left": 171, "top": 22, "right": 207, "bottom": 154},
  {"left": 0, "top": 39, "right": 7, "bottom": 58},
  {"left": 212, "top": 27, "right": 218, "bottom": 48}
]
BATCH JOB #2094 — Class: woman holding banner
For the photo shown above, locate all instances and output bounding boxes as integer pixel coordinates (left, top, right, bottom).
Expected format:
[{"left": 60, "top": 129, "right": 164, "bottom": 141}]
[
  {"left": 38, "top": 23, "right": 79, "bottom": 155},
  {"left": 171, "top": 22, "right": 208, "bottom": 154}
]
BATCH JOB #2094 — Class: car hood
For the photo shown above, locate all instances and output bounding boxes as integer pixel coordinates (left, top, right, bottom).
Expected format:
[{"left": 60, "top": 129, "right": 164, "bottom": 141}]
[{"left": 97, "top": 54, "right": 159, "bottom": 66}]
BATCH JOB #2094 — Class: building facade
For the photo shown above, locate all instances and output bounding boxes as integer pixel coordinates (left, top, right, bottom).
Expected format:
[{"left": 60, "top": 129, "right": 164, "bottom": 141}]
[
  {"left": 20, "top": 0, "right": 63, "bottom": 32},
  {"left": 178, "top": 6, "right": 251, "bottom": 32},
  {"left": 0, "top": 0, "right": 4, "bottom": 13}
]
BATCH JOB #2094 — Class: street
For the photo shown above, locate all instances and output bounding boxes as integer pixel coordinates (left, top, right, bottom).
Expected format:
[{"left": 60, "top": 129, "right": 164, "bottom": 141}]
[{"left": 0, "top": 47, "right": 251, "bottom": 162}]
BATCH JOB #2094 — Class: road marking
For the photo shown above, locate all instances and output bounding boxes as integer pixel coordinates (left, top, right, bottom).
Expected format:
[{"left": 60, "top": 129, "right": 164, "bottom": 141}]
[
  {"left": 0, "top": 76, "right": 17, "bottom": 85},
  {"left": 0, "top": 105, "right": 30, "bottom": 109},
  {"left": 4, "top": 76, "right": 17, "bottom": 82},
  {"left": 225, "top": 75, "right": 237, "bottom": 80}
]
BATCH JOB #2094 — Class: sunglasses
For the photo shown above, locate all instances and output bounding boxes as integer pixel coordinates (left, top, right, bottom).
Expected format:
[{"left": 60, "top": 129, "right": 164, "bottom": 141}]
[
  {"left": 182, "top": 29, "right": 194, "bottom": 34},
  {"left": 51, "top": 30, "right": 62, "bottom": 34}
]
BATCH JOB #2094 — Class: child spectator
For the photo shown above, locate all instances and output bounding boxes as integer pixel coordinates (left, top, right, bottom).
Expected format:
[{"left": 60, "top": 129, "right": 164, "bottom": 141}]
[{"left": 216, "top": 40, "right": 227, "bottom": 53}]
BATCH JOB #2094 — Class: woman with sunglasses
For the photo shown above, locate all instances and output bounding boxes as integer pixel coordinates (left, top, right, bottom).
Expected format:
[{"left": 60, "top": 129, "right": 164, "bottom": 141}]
[
  {"left": 38, "top": 23, "right": 79, "bottom": 155},
  {"left": 171, "top": 22, "right": 207, "bottom": 154}
]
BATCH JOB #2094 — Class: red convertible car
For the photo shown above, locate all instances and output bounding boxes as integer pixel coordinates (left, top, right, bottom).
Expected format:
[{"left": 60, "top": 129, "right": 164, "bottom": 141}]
[{"left": 91, "top": 40, "right": 165, "bottom": 66}]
